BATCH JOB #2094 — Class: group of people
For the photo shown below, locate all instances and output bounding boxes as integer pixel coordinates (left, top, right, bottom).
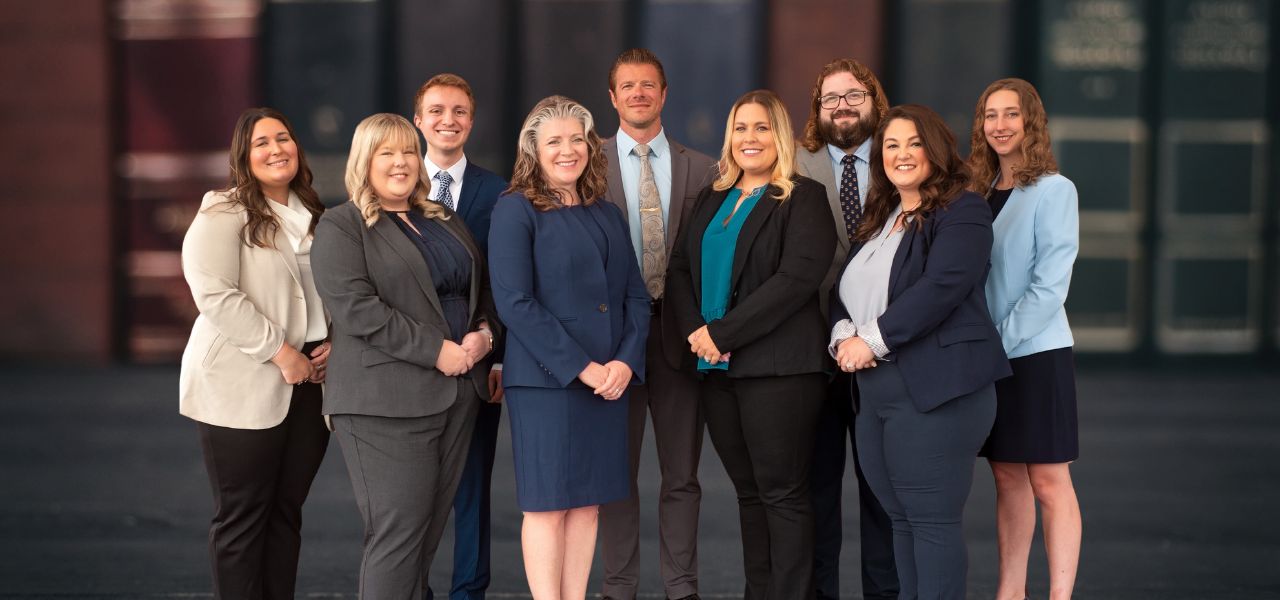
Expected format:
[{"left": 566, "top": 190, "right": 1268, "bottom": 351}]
[{"left": 178, "top": 49, "right": 1082, "bottom": 600}]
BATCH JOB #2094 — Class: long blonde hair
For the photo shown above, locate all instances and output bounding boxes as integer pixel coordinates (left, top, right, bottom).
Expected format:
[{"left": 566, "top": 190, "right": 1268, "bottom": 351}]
[
  {"left": 505, "top": 95, "right": 608, "bottom": 212},
  {"left": 345, "top": 113, "right": 449, "bottom": 227},
  {"left": 712, "top": 90, "right": 797, "bottom": 201}
]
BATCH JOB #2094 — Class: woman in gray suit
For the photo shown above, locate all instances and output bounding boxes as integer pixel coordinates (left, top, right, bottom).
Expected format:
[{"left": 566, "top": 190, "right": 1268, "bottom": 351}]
[
  {"left": 312, "top": 113, "right": 501, "bottom": 599},
  {"left": 180, "top": 107, "right": 331, "bottom": 600}
]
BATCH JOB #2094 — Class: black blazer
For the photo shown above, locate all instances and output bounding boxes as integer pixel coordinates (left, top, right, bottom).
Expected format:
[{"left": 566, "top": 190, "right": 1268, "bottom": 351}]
[
  {"left": 831, "top": 191, "right": 1011, "bottom": 412},
  {"left": 666, "top": 176, "right": 836, "bottom": 378}
]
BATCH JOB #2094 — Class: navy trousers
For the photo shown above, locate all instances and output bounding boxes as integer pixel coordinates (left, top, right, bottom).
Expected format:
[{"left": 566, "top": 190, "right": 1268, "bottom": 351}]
[{"left": 426, "top": 400, "right": 501, "bottom": 600}]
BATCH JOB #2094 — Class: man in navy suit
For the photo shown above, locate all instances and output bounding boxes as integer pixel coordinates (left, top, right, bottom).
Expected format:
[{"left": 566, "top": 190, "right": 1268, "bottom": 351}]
[
  {"left": 597, "top": 48, "right": 716, "bottom": 600},
  {"left": 413, "top": 73, "right": 508, "bottom": 600}
]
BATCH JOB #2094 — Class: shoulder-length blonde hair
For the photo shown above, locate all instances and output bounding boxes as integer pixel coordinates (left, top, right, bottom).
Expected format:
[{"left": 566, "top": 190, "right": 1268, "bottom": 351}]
[
  {"left": 505, "top": 95, "right": 608, "bottom": 212},
  {"left": 966, "top": 78, "right": 1058, "bottom": 192},
  {"left": 345, "top": 113, "right": 448, "bottom": 227},
  {"left": 712, "top": 89, "right": 798, "bottom": 202}
]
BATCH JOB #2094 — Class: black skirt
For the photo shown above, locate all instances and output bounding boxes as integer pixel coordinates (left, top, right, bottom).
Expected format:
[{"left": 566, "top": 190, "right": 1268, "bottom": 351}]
[{"left": 979, "top": 347, "right": 1079, "bottom": 463}]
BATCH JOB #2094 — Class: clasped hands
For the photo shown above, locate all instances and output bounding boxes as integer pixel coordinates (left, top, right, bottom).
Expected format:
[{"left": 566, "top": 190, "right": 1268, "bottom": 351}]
[
  {"left": 688, "top": 325, "right": 725, "bottom": 365},
  {"left": 579, "top": 360, "right": 633, "bottom": 401},
  {"left": 835, "top": 336, "right": 877, "bottom": 373},
  {"left": 272, "top": 341, "right": 331, "bottom": 385},
  {"left": 436, "top": 329, "right": 493, "bottom": 376}
]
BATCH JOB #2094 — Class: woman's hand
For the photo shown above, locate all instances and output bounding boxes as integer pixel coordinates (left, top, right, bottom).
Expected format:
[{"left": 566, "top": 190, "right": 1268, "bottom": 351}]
[
  {"left": 578, "top": 362, "right": 610, "bottom": 391},
  {"left": 460, "top": 330, "right": 491, "bottom": 364},
  {"left": 308, "top": 341, "right": 331, "bottom": 383},
  {"left": 436, "top": 340, "right": 474, "bottom": 376},
  {"left": 595, "top": 360, "right": 633, "bottom": 401},
  {"left": 688, "top": 325, "right": 724, "bottom": 364},
  {"left": 836, "top": 337, "right": 877, "bottom": 373},
  {"left": 271, "top": 343, "right": 317, "bottom": 385}
]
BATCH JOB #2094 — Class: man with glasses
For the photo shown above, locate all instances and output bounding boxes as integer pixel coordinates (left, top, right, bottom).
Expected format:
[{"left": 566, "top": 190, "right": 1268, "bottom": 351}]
[{"left": 795, "top": 58, "right": 899, "bottom": 600}]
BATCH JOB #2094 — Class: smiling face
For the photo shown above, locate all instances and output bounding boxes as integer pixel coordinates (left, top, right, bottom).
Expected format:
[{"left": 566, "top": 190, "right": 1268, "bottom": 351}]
[
  {"left": 730, "top": 102, "right": 778, "bottom": 181},
  {"left": 536, "top": 117, "right": 588, "bottom": 197},
  {"left": 983, "top": 89, "right": 1025, "bottom": 161},
  {"left": 881, "top": 117, "right": 931, "bottom": 195},
  {"left": 414, "top": 84, "right": 473, "bottom": 158},
  {"left": 248, "top": 117, "right": 298, "bottom": 200},
  {"left": 817, "top": 71, "right": 876, "bottom": 150},
  {"left": 609, "top": 62, "right": 667, "bottom": 132},
  {"left": 369, "top": 132, "right": 420, "bottom": 208}
]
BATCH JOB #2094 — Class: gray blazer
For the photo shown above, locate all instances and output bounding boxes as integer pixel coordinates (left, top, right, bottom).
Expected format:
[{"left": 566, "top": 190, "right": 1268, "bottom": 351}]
[
  {"left": 312, "top": 202, "right": 500, "bottom": 418},
  {"left": 795, "top": 143, "right": 856, "bottom": 320},
  {"left": 602, "top": 134, "right": 716, "bottom": 367}
]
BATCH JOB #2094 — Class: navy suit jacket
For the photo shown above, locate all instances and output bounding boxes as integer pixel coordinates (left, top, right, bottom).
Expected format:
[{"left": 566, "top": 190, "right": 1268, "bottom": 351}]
[
  {"left": 488, "top": 192, "right": 650, "bottom": 389},
  {"left": 453, "top": 161, "right": 507, "bottom": 255},
  {"left": 832, "top": 191, "right": 1011, "bottom": 412}
]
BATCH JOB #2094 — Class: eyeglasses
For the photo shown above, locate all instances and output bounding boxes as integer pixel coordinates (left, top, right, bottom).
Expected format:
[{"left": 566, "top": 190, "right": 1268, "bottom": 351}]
[{"left": 819, "top": 90, "right": 870, "bottom": 109}]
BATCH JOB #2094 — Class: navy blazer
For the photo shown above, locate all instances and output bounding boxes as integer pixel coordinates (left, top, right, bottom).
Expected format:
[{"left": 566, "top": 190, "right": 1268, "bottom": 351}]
[
  {"left": 832, "top": 191, "right": 1011, "bottom": 412},
  {"left": 452, "top": 161, "right": 507, "bottom": 254},
  {"left": 488, "top": 192, "right": 650, "bottom": 389}
]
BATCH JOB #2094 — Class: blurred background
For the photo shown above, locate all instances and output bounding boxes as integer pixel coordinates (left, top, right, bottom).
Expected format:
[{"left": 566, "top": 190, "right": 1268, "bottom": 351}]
[{"left": 1, "top": 0, "right": 1277, "bottom": 365}]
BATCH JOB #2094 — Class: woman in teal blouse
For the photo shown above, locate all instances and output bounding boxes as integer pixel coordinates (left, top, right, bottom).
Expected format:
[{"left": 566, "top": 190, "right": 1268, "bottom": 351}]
[{"left": 666, "top": 89, "right": 836, "bottom": 599}]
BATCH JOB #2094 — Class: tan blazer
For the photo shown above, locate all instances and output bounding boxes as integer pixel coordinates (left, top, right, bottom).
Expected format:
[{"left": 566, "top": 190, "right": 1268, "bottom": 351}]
[{"left": 179, "top": 190, "right": 314, "bottom": 429}]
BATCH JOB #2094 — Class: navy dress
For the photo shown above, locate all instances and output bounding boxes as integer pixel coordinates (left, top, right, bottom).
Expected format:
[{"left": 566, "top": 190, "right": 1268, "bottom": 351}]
[
  {"left": 389, "top": 211, "right": 472, "bottom": 342},
  {"left": 498, "top": 203, "right": 634, "bottom": 512}
]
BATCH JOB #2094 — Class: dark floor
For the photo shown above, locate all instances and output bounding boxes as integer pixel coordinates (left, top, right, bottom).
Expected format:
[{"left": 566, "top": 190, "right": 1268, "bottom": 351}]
[{"left": 1, "top": 365, "right": 1279, "bottom": 599}]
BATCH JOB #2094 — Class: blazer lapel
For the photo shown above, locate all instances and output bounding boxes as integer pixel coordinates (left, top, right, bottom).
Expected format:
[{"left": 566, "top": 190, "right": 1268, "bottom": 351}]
[
  {"left": 799, "top": 148, "right": 848, "bottom": 254},
  {"left": 603, "top": 137, "right": 628, "bottom": 218},
  {"left": 371, "top": 215, "right": 445, "bottom": 316},
  {"left": 456, "top": 164, "right": 483, "bottom": 223},
  {"left": 271, "top": 227, "right": 303, "bottom": 289},
  {"left": 887, "top": 218, "right": 920, "bottom": 301},
  {"left": 441, "top": 213, "right": 482, "bottom": 316},
  {"left": 687, "top": 188, "right": 726, "bottom": 306},
  {"left": 666, "top": 142, "right": 692, "bottom": 253},
  {"left": 729, "top": 187, "right": 780, "bottom": 292}
]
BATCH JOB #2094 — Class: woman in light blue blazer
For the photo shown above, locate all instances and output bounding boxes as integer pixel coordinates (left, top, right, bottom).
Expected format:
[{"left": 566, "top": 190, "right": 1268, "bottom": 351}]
[{"left": 967, "top": 78, "right": 1081, "bottom": 600}]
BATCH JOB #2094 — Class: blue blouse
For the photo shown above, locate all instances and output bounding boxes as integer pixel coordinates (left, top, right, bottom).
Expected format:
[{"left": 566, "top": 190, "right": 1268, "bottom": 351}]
[{"left": 698, "top": 185, "right": 766, "bottom": 372}]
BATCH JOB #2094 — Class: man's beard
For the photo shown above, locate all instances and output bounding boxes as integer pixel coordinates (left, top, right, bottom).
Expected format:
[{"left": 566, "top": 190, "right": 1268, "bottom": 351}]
[{"left": 820, "top": 109, "right": 876, "bottom": 150}]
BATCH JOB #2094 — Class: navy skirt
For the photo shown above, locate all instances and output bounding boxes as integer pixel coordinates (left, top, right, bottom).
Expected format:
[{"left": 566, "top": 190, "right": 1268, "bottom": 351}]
[
  {"left": 979, "top": 347, "right": 1079, "bottom": 463},
  {"left": 506, "top": 385, "right": 630, "bottom": 511}
]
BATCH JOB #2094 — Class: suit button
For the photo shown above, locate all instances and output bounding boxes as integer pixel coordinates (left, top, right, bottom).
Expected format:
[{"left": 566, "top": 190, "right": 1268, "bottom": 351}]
[{"left": 598, "top": 304, "right": 608, "bottom": 313}]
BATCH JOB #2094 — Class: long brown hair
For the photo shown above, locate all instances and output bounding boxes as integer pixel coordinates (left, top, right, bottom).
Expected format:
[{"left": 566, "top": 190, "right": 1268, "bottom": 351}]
[
  {"left": 966, "top": 78, "right": 1058, "bottom": 192},
  {"left": 711, "top": 89, "right": 797, "bottom": 202},
  {"left": 506, "top": 95, "right": 608, "bottom": 211},
  {"left": 222, "top": 107, "right": 323, "bottom": 248},
  {"left": 856, "top": 104, "right": 970, "bottom": 242},
  {"left": 800, "top": 58, "right": 890, "bottom": 153}
]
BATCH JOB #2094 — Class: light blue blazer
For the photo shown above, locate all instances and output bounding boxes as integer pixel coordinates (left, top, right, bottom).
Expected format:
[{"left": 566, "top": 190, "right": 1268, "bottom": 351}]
[{"left": 985, "top": 172, "right": 1079, "bottom": 359}]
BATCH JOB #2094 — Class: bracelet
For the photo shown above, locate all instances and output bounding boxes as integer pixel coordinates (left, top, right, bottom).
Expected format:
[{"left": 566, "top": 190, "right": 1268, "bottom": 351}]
[{"left": 479, "top": 327, "right": 494, "bottom": 351}]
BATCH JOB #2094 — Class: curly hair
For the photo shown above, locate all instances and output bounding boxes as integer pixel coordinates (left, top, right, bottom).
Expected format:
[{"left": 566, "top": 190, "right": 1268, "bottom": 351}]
[
  {"left": 506, "top": 95, "right": 608, "bottom": 211},
  {"left": 221, "top": 107, "right": 323, "bottom": 248},
  {"left": 345, "top": 113, "right": 449, "bottom": 227},
  {"left": 856, "top": 104, "right": 971, "bottom": 242},
  {"left": 967, "top": 78, "right": 1058, "bottom": 192},
  {"left": 711, "top": 89, "right": 798, "bottom": 202},
  {"left": 800, "top": 58, "right": 890, "bottom": 154}
]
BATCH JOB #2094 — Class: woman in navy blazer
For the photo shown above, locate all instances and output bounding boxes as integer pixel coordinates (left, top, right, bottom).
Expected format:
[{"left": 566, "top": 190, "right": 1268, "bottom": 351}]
[
  {"left": 968, "top": 78, "right": 1082, "bottom": 600},
  {"left": 830, "top": 105, "right": 1009, "bottom": 599},
  {"left": 488, "top": 95, "right": 649, "bottom": 599}
]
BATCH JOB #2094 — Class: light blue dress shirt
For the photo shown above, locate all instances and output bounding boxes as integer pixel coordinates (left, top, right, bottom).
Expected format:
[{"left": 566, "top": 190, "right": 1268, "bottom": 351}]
[
  {"left": 615, "top": 128, "right": 673, "bottom": 265},
  {"left": 827, "top": 139, "right": 871, "bottom": 202}
]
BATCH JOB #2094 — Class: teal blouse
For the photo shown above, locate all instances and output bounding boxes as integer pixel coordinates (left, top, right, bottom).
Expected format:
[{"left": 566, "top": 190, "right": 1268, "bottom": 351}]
[{"left": 698, "top": 185, "right": 766, "bottom": 372}]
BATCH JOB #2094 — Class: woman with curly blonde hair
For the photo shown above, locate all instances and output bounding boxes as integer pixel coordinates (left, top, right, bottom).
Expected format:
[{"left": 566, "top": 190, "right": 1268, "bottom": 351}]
[
  {"left": 967, "top": 78, "right": 1082, "bottom": 600},
  {"left": 312, "top": 113, "right": 501, "bottom": 598}
]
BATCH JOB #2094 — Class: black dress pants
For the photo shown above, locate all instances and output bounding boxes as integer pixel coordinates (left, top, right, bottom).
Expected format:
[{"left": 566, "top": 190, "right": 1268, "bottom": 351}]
[
  {"left": 701, "top": 371, "right": 824, "bottom": 600},
  {"left": 197, "top": 380, "right": 329, "bottom": 600},
  {"left": 811, "top": 371, "right": 898, "bottom": 599}
]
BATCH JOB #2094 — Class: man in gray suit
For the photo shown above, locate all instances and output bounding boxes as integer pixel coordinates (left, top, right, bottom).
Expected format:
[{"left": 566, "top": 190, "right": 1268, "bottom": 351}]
[
  {"left": 795, "top": 58, "right": 899, "bottom": 600},
  {"left": 598, "top": 47, "right": 716, "bottom": 600}
]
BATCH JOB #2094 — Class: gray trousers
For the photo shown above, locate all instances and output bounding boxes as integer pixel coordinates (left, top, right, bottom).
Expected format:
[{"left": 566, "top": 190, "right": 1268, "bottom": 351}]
[
  {"left": 855, "top": 362, "right": 995, "bottom": 600},
  {"left": 599, "top": 319, "right": 705, "bottom": 599},
  {"left": 332, "top": 381, "right": 479, "bottom": 600}
]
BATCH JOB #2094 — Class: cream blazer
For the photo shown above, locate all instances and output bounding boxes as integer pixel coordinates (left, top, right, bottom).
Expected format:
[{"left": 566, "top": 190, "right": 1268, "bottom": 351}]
[{"left": 179, "top": 190, "right": 315, "bottom": 429}]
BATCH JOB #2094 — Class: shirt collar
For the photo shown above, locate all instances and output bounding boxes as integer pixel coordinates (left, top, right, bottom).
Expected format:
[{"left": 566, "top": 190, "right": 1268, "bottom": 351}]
[
  {"left": 827, "top": 137, "right": 872, "bottom": 165},
  {"left": 617, "top": 128, "right": 669, "bottom": 158},
  {"left": 424, "top": 154, "right": 468, "bottom": 183}
]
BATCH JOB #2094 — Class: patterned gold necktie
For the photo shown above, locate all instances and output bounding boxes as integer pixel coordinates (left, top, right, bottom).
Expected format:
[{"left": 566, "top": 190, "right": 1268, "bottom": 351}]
[{"left": 634, "top": 142, "right": 665, "bottom": 299}]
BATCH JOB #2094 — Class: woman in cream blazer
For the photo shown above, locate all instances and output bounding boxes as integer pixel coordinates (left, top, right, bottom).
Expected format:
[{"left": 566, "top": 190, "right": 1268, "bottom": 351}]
[{"left": 180, "top": 107, "right": 331, "bottom": 600}]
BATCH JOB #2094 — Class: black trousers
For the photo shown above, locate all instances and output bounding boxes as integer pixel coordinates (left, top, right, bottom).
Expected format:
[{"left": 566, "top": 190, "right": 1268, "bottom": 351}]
[
  {"left": 701, "top": 371, "right": 825, "bottom": 600},
  {"left": 855, "top": 363, "right": 995, "bottom": 600},
  {"left": 197, "top": 379, "right": 329, "bottom": 600},
  {"left": 811, "top": 371, "right": 898, "bottom": 599}
]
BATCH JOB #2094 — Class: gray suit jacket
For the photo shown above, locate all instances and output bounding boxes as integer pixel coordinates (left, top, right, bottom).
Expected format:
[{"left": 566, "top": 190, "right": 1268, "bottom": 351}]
[
  {"left": 602, "top": 134, "right": 716, "bottom": 367},
  {"left": 312, "top": 202, "right": 500, "bottom": 418},
  {"left": 795, "top": 143, "right": 856, "bottom": 320}
]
